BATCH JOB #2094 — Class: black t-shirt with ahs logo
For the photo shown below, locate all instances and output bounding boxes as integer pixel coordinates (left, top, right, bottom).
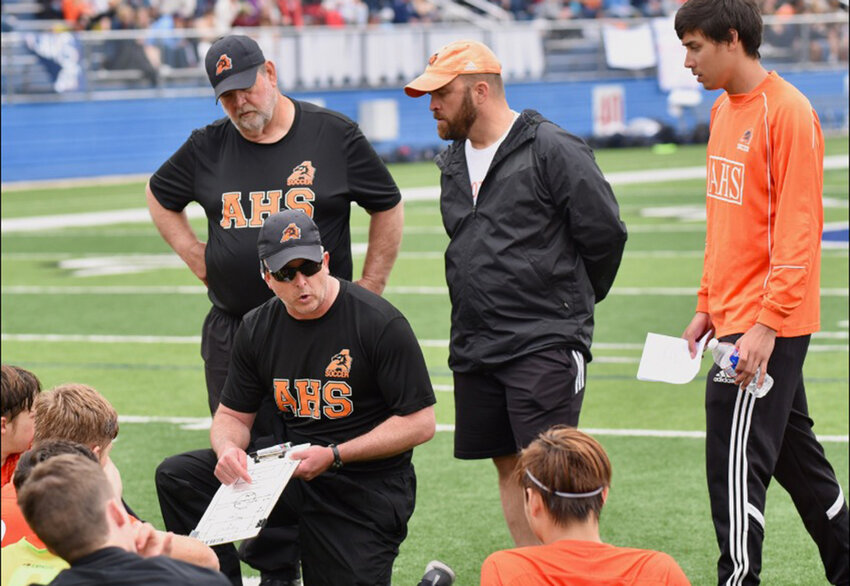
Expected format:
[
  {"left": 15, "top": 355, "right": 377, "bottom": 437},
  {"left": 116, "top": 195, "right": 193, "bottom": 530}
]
[
  {"left": 221, "top": 280, "right": 436, "bottom": 473},
  {"left": 149, "top": 99, "right": 401, "bottom": 318}
]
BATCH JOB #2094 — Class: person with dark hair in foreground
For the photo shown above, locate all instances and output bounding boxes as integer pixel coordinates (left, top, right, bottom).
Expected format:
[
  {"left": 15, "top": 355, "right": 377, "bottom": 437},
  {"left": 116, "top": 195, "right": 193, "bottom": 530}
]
[
  {"left": 1, "top": 364, "right": 42, "bottom": 487},
  {"left": 480, "top": 426, "right": 690, "bottom": 585},
  {"left": 17, "top": 454, "right": 230, "bottom": 586}
]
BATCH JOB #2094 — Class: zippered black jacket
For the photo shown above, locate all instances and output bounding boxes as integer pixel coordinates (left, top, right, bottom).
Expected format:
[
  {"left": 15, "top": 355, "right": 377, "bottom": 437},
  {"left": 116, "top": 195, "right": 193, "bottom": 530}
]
[{"left": 436, "top": 109, "right": 627, "bottom": 372}]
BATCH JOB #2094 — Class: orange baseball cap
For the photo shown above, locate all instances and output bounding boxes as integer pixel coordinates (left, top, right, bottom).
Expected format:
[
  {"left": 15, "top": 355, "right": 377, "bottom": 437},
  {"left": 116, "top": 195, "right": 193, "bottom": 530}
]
[{"left": 404, "top": 40, "right": 502, "bottom": 98}]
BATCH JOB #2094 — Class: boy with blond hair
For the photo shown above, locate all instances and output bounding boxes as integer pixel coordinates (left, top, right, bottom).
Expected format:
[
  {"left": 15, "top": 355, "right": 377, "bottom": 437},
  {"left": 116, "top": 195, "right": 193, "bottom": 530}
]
[{"left": 1, "top": 382, "right": 219, "bottom": 572}]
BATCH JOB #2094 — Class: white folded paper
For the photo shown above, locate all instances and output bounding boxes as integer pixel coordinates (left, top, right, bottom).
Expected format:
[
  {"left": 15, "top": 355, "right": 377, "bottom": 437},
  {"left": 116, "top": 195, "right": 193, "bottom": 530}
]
[{"left": 636, "top": 331, "right": 711, "bottom": 384}]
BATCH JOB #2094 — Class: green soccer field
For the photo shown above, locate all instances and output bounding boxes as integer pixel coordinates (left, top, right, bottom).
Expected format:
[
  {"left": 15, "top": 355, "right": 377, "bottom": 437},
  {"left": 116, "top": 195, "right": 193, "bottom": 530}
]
[{"left": 1, "top": 138, "right": 847, "bottom": 585}]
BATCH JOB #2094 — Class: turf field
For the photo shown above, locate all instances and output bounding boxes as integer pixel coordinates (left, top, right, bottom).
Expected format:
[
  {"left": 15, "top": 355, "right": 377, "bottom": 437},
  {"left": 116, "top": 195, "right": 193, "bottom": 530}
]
[{"left": 1, "top": 137, "right": 848, "bottom": 585}]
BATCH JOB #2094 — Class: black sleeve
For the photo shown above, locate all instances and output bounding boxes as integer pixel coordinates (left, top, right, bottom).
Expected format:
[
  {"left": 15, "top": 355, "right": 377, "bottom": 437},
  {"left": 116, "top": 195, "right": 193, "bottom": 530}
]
[
  {"left": 344, "top": 123, "right": 402, "bottom": 212},
  {"left": 219, "top": 320, "right": 265, "bottom": 414},
  {"left": 148, "top": 135, "right": 197, "bottom": 212},
  {"left": 373, "top": 316, "right": 436, "bottom": 415},
  {"left": 542, "top": 125, "right": 627, "bottom": 302}
]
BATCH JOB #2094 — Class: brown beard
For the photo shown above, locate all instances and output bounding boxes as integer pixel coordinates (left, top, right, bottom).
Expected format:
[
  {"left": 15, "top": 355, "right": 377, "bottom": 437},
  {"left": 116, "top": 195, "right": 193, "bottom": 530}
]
[{"left": 437, "top": 88, "right": 477, "bottom": 141}]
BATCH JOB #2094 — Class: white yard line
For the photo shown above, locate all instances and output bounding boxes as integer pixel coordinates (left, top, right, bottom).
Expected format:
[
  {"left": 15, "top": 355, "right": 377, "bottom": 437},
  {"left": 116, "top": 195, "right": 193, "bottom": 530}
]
[
  {"left": 3, "top": 333, "right": 846, "bottom": 351},
  {"left": 4, "top": 155, "right": 847, "bottom": 233},
  {"left": 4, "top": 285, "right": 848, "bottom": 297},
  {"left": 116, "top": 414, "right": 849, "bottom": 442},
  {"left": 3, "top": 153, "right": 847, "bottom": 193}
]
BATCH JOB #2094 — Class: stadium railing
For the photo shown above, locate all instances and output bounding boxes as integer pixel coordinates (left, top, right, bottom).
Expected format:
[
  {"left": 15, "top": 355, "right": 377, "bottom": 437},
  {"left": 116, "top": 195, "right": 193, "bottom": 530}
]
[{"left": 0, "top": 12, "right": 846, "bottom": 103}]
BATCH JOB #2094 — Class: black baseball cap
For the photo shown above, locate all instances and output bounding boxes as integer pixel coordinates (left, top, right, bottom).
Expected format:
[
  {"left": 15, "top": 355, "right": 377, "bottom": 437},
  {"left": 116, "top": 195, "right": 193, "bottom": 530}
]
[
  {"left": 258, "top": 210, "right": 324, "bottom": 273},
  {"left": 205, "top": 35, "right": 266, "bottom": 102}
]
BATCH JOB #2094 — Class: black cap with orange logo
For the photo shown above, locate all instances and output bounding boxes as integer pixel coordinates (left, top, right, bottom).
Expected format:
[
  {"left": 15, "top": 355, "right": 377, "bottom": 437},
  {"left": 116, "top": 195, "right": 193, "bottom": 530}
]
[
  {"left": 205, "top": 35, "right": 266, "bottom": 102},
  {"left": 258, "top": 210, "right": 324, "bottom": 273}
]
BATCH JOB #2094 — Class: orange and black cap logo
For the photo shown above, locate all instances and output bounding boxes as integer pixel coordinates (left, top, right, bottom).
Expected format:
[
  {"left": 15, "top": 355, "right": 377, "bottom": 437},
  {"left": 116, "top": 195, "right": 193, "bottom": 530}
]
[
  {"left": 216, "top": 54, "right": 233, "bottom": 76},
  {"left": 281, "top": 223, "right": 301, "bottom": 242}
]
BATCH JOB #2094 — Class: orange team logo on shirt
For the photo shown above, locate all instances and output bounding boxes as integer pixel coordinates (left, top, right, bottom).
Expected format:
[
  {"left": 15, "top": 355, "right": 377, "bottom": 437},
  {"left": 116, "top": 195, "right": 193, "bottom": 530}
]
[
  {"left": 325, "top": 349, "right": 352, "bottom": 378},
  {"left": 737, "top": 128, "right": 753, "bottom": 153},
  {"left": 287, "top": 161, "right": 316, "bottom": 186},
  {"left": 281, "top": 223, "right": 301, "bottom": 242},
  {"left": 707, "top": 155, "right": 745, "bottom": 205},
  {"left": 216, "top": 54, "right": 233, "bottom": 76}
]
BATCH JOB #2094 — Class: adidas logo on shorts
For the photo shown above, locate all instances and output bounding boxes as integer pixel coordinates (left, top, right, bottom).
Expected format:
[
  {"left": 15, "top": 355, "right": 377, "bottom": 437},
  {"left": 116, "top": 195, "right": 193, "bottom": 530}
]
[{"left": 713, "top": 370, "right": 736, "bottom": 385}]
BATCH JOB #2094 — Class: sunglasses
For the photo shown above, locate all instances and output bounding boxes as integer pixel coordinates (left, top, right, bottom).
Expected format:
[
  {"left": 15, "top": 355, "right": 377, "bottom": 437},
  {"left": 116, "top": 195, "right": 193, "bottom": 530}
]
[{"left": 266, "top": 259, "right": 323, "bottom": 282}]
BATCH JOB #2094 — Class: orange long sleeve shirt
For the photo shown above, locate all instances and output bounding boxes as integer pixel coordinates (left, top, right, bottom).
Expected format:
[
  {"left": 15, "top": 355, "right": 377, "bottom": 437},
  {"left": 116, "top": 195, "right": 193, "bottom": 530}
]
[{"left": 697, "top": 71, "right": 823, "bottom": 338}]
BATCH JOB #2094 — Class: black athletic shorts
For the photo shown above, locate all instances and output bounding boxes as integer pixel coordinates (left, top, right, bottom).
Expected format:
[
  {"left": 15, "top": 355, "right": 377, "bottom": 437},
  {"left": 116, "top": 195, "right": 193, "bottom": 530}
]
[
  {"left": 201, "top": 305, "right": 241, "bottom": 415},
  {"left": 201, "top": 305, "right": 283, "bottom": 449},
  {"left": 453, "top": 346, "right": 586, "bottom": 459}
]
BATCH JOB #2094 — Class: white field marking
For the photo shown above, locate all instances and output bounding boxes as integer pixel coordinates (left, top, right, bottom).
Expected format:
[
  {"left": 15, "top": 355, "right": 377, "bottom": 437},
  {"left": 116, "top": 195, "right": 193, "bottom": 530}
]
[
  {"left": 640, "top": 205, "right": 706, "bottom": 221},
  {"left": 114, "top": 414, "right": 849, "bottom": 442},
  {"left": 3, "top": 334, "right": 847, "bottom": 353},
  {"left": 3, "top": 154, "right": 846, "bottom": 193},
  {"left": 5, "top": 248, "right": 847, "bottom": 262},
  {"left": 823, "top": 198, "right": 849, "bottom": 209},
  {"left": 3, "top": 285, "right": 848, "bottom": 302},
  {"left": 1, "top": 333, "right": 201, "bottom": 344},
  {"left": 1, "top": 205, "right": 207, "bottom": 233},
  {"left": 815, "top": 331, "right": 849, "bottom": 339},
  {"left": 5, "top": 155, "right": 847, "bottom": 233},
  {"left": 2, "top": 286, "right": 210, "bottom": 295}
]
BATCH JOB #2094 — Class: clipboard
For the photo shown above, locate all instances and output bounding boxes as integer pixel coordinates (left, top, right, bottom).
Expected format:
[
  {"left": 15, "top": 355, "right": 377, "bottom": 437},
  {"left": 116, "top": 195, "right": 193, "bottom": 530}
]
[{"left": 190, "top": 443, "right": 309, "bottom": 546}]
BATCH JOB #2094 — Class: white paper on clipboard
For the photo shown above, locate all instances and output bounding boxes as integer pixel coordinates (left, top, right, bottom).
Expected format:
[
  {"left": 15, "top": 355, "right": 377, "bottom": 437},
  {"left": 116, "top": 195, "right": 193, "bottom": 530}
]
[{"left": 190, "top": 443, "right": 309, "bottom": 546}]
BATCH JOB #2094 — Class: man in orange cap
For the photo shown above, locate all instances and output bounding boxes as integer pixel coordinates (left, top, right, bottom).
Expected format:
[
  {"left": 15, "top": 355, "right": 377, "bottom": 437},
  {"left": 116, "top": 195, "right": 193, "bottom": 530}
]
[{"left": 405, "top": 40, "right": 627, "bottom": 547}]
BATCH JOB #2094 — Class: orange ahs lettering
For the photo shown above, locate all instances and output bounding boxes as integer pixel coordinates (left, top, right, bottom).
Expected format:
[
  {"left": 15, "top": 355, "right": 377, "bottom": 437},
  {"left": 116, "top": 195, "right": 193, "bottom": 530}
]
[
  {"left": 273, "top": 379, "right": 353, "bottom": 419},
  {"left": 219, "top": 189, "right": 316, "bottom": 228}
]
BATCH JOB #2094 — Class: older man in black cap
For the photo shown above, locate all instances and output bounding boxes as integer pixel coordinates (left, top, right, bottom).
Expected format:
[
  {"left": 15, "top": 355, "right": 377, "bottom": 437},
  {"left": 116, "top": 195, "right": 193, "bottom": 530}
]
[
  {"left": 145, "top": 33, "right": 404, "bottom": 421},
  {"left": 156, "top": 210, "right": 436, "bottom": 586},
  {"left": 146, "top": 38, "right": 404, "bottom": 583}
]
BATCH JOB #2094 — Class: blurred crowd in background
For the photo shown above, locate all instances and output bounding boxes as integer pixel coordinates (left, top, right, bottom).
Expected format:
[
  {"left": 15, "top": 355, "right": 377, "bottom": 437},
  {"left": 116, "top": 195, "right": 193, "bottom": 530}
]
[
  {"left": 3, "top": 0, "right": 846, "bottom": 85},
  {"left": 30, "top": 0, "right": 848, "bottom": 33}
]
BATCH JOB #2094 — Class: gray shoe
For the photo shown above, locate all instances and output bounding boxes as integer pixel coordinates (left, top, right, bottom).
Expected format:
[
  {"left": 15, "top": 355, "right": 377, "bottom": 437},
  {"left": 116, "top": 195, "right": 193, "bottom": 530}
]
[{"left": 420, "top": 560, "right": 456, "bottom": 585}]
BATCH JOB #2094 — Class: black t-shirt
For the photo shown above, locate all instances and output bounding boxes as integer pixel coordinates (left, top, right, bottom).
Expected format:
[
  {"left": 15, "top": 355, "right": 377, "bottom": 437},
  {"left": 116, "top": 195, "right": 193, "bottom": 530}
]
[
  {"left": 221, "top": 280, "right": 436, "bottom": 473},
  {"left": 149, "top": 99, "right": 401, "bottom": 318},
  {"left": 48, "top": 547, "right": 231, "bottom": 585}
]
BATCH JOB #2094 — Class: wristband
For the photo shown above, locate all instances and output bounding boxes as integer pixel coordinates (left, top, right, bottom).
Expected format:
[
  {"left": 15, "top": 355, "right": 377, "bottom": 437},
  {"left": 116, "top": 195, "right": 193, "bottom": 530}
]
[{"left": 329, "top": 444, "right": 343, "bottom": 470}]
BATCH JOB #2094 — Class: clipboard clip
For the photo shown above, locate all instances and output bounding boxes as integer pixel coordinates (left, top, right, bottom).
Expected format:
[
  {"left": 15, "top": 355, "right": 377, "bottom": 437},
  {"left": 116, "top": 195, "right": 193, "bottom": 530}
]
[{"left": 249, "top": 442, "right": 293, "bottom": 464}]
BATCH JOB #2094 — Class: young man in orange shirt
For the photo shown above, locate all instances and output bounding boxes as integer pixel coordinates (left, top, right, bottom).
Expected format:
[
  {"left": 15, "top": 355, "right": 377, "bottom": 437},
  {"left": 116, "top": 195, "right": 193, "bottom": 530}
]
[
  {"left": 1, "top": 365, "right": 41, "bottom": 487},
  {"left": 676, "top": 1, "right": 849, "bottom": 584},
  {"left": 480, "top": 426, "right": 690, "bottom": 585}
]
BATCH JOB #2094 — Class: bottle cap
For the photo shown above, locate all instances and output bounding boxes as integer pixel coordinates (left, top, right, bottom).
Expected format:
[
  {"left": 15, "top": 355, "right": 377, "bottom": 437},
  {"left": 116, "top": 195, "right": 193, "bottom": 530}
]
[{"left": 707, "top": 338, "right": 719, "bottom": 350}]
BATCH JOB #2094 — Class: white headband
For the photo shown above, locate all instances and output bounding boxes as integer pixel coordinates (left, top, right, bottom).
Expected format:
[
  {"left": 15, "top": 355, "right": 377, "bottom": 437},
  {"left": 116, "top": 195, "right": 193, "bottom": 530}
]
[{"left": 525, "top": 469, "right": 604, "bottom": 499}]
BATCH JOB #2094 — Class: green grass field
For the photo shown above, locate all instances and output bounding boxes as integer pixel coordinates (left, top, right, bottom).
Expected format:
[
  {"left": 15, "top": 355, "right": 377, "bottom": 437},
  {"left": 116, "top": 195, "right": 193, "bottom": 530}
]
[{"left": 1, "top": 138, "right": 848, "bottom": 585}]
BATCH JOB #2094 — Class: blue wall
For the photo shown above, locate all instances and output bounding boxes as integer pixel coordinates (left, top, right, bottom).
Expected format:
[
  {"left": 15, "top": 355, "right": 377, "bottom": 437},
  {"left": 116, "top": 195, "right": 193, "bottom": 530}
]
[{"left": 2, "top": 70, "right": 846, "bottom": 183}]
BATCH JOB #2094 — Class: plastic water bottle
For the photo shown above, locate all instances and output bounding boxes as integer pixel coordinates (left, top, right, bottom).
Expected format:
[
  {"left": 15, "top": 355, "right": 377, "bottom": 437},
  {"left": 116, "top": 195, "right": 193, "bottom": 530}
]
[{"left": 706, "top": 338, "right": 773, "bottom": 398}]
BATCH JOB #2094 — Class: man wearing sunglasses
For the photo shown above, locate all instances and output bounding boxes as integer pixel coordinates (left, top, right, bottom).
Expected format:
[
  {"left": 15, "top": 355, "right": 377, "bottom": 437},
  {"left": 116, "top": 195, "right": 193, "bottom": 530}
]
[{"left": 156, "top": 210, "right": 436, "bottom": 586}]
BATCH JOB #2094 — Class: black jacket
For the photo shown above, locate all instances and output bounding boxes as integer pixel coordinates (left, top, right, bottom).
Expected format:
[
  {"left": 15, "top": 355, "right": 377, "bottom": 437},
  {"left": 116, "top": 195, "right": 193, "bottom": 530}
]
[{"left": 436, "top": 109, "right": 627, "bottom": 372}]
